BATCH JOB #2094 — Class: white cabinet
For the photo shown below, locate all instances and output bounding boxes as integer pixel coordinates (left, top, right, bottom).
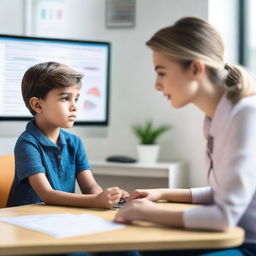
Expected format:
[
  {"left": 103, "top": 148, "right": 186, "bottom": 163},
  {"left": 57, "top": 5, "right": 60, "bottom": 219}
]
[{"left": 89, "top": 160, "right": 188, "bottom": 191}]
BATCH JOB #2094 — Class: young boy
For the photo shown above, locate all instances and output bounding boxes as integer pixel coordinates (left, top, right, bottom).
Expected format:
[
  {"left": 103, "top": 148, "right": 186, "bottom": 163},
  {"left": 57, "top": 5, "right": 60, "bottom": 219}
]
[{"left": 7, "top": 62, "right": 124, "bottom": 209}]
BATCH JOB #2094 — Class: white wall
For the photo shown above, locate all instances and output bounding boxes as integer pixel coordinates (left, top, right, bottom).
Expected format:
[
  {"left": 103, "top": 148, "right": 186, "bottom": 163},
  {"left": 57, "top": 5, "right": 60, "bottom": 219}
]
[
  {"left": 64, "top": 0, "right": 208, "bottom": 187},
  {"left": 0, "top": 0, "right": 238, "bottom": 188},
  {"left": 209, "top": 0, "right": 239, "bottom": 64},
  {"left": 0, "top": 0, "right": 24, "bottom": 35}
]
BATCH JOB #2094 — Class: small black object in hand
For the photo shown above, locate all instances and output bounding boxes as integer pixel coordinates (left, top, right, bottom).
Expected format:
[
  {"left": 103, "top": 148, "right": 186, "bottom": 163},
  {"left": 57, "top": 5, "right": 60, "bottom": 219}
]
[{"left": 113, "top": 198, "right": 127, "bottom": 209}]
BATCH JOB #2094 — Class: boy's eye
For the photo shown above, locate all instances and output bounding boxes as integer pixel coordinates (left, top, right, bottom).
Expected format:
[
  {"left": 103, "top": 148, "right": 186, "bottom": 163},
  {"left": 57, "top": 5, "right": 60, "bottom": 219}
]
[
  {"left": 61, "top": 96, "right": 69, "bottom": 101},
  {"left": 75, "top": 98, "right": 79, "bottom": 103}
]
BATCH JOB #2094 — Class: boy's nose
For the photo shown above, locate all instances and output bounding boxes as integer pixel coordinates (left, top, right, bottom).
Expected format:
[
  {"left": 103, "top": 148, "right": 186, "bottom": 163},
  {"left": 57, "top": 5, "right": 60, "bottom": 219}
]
[{"left": 71, "top": 103, "right": 78, "bottom": 112}]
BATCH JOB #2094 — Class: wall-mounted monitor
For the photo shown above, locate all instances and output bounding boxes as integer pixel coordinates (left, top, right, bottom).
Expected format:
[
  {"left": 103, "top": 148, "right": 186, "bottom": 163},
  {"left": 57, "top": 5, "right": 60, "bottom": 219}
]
[{"left": 0, "top": 34, "right": 111, "bottom": 125}]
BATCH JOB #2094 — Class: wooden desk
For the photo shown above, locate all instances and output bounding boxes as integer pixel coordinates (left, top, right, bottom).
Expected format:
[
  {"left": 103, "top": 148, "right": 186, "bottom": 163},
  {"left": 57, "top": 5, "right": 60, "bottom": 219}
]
[{"left": 0, "top": 203, "right": 244, "bottom": 255}]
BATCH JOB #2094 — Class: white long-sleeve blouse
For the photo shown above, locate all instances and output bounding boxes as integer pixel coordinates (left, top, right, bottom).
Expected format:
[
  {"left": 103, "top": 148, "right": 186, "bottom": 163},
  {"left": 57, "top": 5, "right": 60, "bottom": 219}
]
[{"left": 183, "top": 94, "right": 256, "bottom": 244}]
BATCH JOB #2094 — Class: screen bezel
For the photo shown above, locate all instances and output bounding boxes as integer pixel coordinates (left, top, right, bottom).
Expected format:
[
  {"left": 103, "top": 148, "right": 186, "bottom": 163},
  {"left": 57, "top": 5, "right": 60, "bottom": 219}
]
[{"left": 0, "top": 34, "right": 111, "bottom": 126}]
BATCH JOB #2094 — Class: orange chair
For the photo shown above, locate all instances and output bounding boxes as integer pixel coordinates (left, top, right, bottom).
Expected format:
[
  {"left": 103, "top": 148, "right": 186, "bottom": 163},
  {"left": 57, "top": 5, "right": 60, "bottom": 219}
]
[{"left": 0, "top": 154, "right": 15, "bottom": 208}]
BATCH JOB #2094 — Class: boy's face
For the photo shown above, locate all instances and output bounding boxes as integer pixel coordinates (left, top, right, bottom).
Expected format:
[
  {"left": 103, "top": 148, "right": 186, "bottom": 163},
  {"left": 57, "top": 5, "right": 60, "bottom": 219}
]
[{"left": 37, "top": 84, "right": 80, "bottom": 129}]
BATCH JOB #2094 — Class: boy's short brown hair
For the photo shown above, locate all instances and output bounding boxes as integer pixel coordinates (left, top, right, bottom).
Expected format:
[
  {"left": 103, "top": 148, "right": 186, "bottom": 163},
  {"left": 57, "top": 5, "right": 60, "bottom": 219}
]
[{"left": 21, "top": 62, "right": 83, "bottom": 115}]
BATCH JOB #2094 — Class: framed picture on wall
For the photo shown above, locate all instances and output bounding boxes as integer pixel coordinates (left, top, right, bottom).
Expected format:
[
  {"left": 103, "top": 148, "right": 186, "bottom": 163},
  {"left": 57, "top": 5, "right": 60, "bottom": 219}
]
[
  {"left": 105, "top": 0, "right": 136, "bottom": 28},
  {"left": 24, "top": 0, "right": 67, "bottom": 37}
]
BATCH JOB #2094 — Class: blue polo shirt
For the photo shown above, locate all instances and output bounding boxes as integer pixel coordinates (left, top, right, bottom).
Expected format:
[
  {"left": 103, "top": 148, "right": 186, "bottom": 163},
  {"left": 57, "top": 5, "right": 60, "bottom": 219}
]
[{"left": 7, "top": 119, "right": 91, "bottom": 207}]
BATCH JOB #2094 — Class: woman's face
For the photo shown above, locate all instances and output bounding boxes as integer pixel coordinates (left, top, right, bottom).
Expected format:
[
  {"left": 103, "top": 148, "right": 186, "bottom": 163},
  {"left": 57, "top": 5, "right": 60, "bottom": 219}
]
[{"left": 152, "top": 51, "right": 200, "bottom": 108}]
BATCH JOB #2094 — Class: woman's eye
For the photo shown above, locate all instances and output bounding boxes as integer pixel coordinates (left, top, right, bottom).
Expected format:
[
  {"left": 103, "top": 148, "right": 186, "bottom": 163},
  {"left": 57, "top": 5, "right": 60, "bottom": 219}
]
[
  {"left": 158, "top": 72, "right": 166, "bottom": 77},
  {"left": 75, "top": 98, "right": 79, "bottom": 103}
]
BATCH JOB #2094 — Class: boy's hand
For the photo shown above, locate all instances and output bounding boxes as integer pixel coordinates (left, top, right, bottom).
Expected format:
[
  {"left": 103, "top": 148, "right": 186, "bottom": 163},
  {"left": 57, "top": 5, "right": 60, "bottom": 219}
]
[
  {"left": 127, "top": 189, "right": 163, "bottom": 202},
  {"left": 95, "top": 187, "right": 122, "bottom": 208},
  {"left": 121, "top": 189, "right": 130, "bottom": 199}
]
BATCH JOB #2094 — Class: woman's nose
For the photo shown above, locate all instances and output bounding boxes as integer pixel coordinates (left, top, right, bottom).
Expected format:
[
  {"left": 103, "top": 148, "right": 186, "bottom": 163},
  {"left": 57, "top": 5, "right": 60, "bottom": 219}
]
[{"left": 155, "top": 82, "right": 163, "bottom": 91}]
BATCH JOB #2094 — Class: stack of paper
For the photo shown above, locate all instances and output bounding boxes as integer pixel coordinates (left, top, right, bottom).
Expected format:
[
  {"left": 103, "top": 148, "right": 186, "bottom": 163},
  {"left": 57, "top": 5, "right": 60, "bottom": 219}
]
[{"left": 0, "top": 213, "right": 125, "bottom": 238}]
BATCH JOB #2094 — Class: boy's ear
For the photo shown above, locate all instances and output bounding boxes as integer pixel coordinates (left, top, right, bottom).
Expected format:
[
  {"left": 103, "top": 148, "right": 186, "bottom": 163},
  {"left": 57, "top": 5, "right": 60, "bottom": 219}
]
[
  {"left": 29, "top": 97, "right": 42, "bottom": 113},
  {"left": 191, "top": 60, "right": 205, "bottom": 80}
]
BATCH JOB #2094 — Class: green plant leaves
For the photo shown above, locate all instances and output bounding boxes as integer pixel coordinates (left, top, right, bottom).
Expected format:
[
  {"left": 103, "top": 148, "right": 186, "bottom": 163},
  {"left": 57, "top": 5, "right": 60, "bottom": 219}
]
[{"left": 132, "top": 120, "right": 171, "bottom": 145}]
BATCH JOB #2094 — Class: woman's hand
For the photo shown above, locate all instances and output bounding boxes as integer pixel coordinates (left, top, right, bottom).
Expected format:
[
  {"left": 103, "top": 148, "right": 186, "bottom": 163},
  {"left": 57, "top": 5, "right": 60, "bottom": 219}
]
[
  {"left": 114, "top": 198, "right": 161, "bottom": 223},
  {"left": 127, "top": 189, "right": 164, "bottom": 202},
  {"left": 114, "top": 198, "right": 184, "bottom": 228},
  {"left": 95, "top": 187, "right": 122, "bottom": 208}
]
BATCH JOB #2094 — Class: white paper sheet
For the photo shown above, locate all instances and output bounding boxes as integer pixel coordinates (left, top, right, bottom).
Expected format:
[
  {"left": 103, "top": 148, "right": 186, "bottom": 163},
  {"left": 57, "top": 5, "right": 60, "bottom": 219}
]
[{"left": 0, "top": 213, "right": 125, "bottom": 238}]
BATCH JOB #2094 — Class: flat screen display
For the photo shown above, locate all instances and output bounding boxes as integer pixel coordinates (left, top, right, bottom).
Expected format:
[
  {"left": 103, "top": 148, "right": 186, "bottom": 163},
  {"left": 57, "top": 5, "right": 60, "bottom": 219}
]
[{"left": 0, "top": 35, "right": 110, "bottom": 125}]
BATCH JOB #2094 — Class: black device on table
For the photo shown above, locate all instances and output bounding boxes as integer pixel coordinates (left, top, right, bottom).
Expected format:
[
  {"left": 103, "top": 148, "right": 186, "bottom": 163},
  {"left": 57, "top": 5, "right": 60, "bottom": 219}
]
[{"left": 106, "top": 155, "right": 136, "bottom": 163}]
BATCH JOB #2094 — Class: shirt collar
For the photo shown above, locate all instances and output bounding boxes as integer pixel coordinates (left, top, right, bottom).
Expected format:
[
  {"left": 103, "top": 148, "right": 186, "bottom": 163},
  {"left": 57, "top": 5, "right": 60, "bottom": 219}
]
[
  {"left": 26, "top": 119, "right": 67, "bottom": 148},
  {"left": 203, "top": 94, "right": 233, "bottom": 138}
]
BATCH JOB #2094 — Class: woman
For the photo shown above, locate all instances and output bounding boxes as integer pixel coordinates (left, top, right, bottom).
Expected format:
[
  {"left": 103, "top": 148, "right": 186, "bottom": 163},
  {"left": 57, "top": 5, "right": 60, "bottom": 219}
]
[{"left": 114, "top": 17, "right": 256, "bottom": 256}]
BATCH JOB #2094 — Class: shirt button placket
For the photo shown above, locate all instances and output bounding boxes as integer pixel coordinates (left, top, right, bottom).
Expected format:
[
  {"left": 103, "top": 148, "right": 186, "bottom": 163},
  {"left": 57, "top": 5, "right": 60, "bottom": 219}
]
[{"left": 57, "top": 148, "right": 62, "bottom": 170}]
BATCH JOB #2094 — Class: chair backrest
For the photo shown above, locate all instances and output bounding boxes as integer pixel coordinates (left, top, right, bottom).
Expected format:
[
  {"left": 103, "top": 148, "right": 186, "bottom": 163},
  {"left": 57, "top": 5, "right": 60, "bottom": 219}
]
[{"left": 0, "top": 154, "right": 15, "bottom": 208}]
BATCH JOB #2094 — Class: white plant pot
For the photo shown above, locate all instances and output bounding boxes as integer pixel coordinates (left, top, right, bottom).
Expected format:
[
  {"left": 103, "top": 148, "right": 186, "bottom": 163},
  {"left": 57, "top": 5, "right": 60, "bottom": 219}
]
[{"left": 137, "top": 144, "right": 160, "bottom": 164}]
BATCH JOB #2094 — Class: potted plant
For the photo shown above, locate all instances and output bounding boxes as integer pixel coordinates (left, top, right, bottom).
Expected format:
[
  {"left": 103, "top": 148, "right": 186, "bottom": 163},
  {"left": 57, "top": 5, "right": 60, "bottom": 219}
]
[{"left": 132, "top": 120, "right": 171, "bottom": 164}]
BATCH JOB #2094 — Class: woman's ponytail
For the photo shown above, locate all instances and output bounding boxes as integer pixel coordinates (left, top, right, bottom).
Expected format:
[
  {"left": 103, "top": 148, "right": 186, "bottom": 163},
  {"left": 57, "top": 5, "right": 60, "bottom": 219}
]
[{"left": 224, "top": 64, "right": 256, "bottom": 104}]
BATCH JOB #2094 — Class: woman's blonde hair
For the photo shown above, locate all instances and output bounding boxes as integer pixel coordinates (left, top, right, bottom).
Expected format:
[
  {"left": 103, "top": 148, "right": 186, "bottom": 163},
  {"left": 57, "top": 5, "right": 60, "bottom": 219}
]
[{"left": 146, "top": 17, "right": 255, "bottom": 104}]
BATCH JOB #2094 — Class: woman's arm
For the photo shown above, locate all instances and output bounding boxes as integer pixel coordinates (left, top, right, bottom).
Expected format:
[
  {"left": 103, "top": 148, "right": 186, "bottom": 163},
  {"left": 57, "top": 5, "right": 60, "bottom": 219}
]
[
  {"left": 128, "top": 188, "right": 192, "bottom": 203},
  {"left": 28, "top": 173, "right": 121, "bottom": 208}
]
